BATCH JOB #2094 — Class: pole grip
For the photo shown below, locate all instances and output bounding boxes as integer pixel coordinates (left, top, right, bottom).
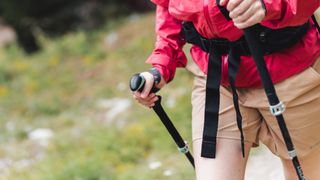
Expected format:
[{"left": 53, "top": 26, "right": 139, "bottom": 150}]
[{"left": 129, "top": 73, "right": 159, "bottom": 93}]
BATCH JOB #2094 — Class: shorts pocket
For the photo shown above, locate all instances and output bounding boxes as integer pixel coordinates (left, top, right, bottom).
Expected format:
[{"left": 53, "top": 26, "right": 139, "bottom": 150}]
[{"left": 309, "top": 57, "right": 320, "bottom": 79}]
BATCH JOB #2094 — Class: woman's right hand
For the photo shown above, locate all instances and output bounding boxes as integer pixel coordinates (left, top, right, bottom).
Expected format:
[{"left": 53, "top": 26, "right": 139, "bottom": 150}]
[{"left": 132, "top": 71, "right": 165, "bottom": 107}]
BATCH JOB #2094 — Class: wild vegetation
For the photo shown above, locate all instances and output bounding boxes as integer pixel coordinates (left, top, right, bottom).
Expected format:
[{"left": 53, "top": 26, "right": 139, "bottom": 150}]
[
  {"left": 0, "top": 0, "right": 154, "bottom": 53},
  {"left": 0, "top": 14, "right": 195, "bottom": 179}
]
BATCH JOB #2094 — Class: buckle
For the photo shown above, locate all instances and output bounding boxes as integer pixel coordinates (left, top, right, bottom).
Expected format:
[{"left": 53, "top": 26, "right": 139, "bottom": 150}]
[
  {"left": 178, "top": 141, "right": 190, "bottom": 154},
  {"left": 269, "top": 102, "right": 285, "bottom": 116},
  {"left": 288, "top": 150, "right": 297, "bottom": 159}
]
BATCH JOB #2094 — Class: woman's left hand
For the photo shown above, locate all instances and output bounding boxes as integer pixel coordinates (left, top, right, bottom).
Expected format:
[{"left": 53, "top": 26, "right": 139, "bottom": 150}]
[{"left": 220, "top": 0, "right": 266, "bottom": 29}]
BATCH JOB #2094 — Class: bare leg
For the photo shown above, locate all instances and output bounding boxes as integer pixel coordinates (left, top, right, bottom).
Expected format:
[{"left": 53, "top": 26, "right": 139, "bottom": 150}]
[
  {"left": 193, "top": 138, "right": 252, "bottom": 180},
  {"left": 281, "top": 148, "right": 320, "bottom": 180}
]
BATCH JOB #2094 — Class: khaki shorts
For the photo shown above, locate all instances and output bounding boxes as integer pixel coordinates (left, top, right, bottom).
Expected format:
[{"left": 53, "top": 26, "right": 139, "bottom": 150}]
[{"left": 190, "top": 57, "right": 320, "bottom": 159}]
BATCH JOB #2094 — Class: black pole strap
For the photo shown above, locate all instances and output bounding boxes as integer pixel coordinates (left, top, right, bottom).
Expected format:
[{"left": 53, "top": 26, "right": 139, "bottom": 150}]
[
  {"left": 129, "top": 74, "right": 195, "bottom": 168},
  {"left": 153, "top": 96, "right": 195, "bottom": 168}
]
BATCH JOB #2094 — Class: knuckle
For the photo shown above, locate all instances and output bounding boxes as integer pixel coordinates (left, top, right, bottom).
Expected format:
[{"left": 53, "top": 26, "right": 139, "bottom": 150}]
[
  {"left": 247, "top": 19, "right": 254, "bottom": 26},
  {"left": 229, "top": 12, "right": 236, "bottom": 19},
  {"left": 254, "top": 0, "right": 263, "bottom": 10},
  {"left": 232, "top": 8, "right": 239, "bottom": 16},
  {"left": 236, "top": 14, "right": 244, "bottom": 22},
  {"left": 229, "top": 1, "right": 236, "bottom": 7},
  {"left": 237, "top": 24, "right": 243, "bottom": 29},
  {"left": 227, "top": 0, "right": 237, "bottom": 10},
  {"left": 258, "top": 10, "right": 265, "bottom": 18},
  {"left": 235, "top": 14, "right": 245, "bottom": 23},
  {"left": 233, "top": 18, "right": 239, "bottom": 24}
]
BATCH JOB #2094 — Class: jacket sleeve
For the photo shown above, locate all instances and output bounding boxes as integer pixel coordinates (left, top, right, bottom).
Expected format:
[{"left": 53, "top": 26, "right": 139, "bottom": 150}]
[
  {"left": 146, "top": 3, "right": 187, "bottom": 83},
  {"left": 262, "top": 0, "right": 320, "bottom": 28}
]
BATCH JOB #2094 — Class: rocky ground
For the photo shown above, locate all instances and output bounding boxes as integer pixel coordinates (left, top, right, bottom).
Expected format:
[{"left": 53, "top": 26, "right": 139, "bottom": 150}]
[{"left": 246, "top": 145, "right": 285, "bottom": 180}]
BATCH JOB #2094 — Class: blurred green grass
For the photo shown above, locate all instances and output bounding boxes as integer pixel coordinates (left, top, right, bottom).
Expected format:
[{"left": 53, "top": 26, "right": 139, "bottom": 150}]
[{"left": 0, "top": 13, "right": 195, "bottom": 179}]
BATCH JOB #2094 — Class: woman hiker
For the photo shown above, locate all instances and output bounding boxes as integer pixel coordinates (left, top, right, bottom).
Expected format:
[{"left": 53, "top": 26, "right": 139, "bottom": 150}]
[{"left": 132, "top": 0, "right": 320, "bottom": 179}]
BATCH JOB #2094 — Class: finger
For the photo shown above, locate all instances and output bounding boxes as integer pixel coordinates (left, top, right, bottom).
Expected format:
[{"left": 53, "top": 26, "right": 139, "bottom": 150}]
[
  {"left": 149, "top": 93, "right": 156, "bottom": 98},
  {"left": 226, "top": 0, "right": 242, "bottom": 12},
  {"left": 133, "top": 91, "right": 141, "bottom": 98},
  {"left": 139, "top": 96, "right": 158, "bottom": 107},
  {"left": 219, "top": 0, "right": 229, "bottom": 6},
  {"left": 143, "top": 93, "right": 157, "bottom": 101},
  {"left": 234, "top": 1, "right": 266, "bottom": 29},
  {"left": 229, "top": 0, "right": 252, "bottom": 19},
  {"left": 232, "top": 2, "right": 255, "bottom": 24},
  {"left": 140, "top": 101, "right": 153, "bottom": 107},
  {"left": 233, "top": 1, "right": 265, "bottom": 28},
  {"left": 151, "top": 95, "right": 159, "bottom": 103},
  {"left": 141, "top": 83, "right": 153, "bottom": 98},
  {"left": 136, "top": 97, "right": 151, "bottom": 105},
  {"left": 134, "top": 91, "right": 155, "bottom": 100},
  {"left": 141, "top": 73, "right": 154, "bottom": 98},
  {"left": 135, "top": 96, "right": 153, "bottom": 105},
  {"left": 133, "top": 94, "right": 138, "bottom": 100},
  {"left": 234, "top": 8, "right": 265, "bottom": 29},
  {"left": 135, "top": 94, "right": 158, "bottom": 105},
  {"left": 147, "top": 96, "right": 159, "bottom": 107}
]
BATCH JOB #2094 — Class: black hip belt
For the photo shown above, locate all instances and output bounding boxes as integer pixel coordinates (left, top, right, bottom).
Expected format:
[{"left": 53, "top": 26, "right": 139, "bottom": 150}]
[
  {"left": 182, "top": 21, "right": 309, "bottom": 55},
  {"left": 182, "top": 21, "right": 310, "bottom": 159}
]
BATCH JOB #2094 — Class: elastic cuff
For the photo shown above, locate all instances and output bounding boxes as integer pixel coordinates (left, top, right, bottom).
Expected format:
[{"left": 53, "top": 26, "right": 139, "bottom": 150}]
[
  {"left": 146, "top": 54, "right": 176, "bottom": 83},
  {"left": 153, "top": 64, "right": 171, "bottom": 83}
]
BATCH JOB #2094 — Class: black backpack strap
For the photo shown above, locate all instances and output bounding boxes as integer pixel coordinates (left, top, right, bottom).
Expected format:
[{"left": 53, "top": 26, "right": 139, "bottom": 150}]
[
  {"left": 201, "top": 44, "right": 245, "bottom": 159},
  {"left": 182, "top": 19, "right": 309, "bottom": 160},
  {"left": 244, "top": 25, "right": 305, "bottom": 180},
  {"left": 227, "top": 47, "right": 245, "bottom": 157},
  {"left": 201, "top": 47, "right": 222, "bottom": 158},
  {"left": 213, "top": 0, "right": 245, "bottom": 158}
]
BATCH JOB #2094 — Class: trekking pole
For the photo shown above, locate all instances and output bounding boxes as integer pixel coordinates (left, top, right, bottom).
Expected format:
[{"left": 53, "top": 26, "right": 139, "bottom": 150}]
[
  {"left": 243, "top": 26, "right": 305, "bottom": 180},
  {"left": 129, "top": 74, "right": 195, "bottom": 168}
]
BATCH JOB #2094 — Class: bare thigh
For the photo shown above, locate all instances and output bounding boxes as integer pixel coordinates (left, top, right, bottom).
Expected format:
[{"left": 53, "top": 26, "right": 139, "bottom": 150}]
[
  {"left": 193, "top": 138, "right": 252, "bottom": 180},
  {"left": 255, "top": 59, "right": 320, "bottom": 180},
  {"left": 191, "top": 75, "right": 262, "bottom": 180}
]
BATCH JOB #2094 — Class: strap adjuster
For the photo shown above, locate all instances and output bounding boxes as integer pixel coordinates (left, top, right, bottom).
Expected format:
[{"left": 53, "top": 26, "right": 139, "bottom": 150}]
[
  {"left": 178, "top": 141, "right": 190, "bottom": 154},
  {"left": 288, "top": 150, "right": 297, "bottom": 159},
  {"left": 269, "top": 102, "right": 285, "bottom": 116}
]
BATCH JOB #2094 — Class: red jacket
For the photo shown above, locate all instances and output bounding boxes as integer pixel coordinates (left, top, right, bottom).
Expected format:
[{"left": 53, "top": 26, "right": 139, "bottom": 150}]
[{"left": 146, "top": 0, "right": 320, "bottom": 87}]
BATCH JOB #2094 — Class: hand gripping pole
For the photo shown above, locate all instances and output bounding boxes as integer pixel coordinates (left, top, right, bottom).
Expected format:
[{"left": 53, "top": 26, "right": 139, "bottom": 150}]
[{"left": 130, "top": 74, "right": 195, "bottom": 168}]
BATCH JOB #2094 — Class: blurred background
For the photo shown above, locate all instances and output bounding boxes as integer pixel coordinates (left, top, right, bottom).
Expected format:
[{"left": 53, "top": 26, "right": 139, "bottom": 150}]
[{"left": 0, "top": 1, "right": 283, "bottom": 179}]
